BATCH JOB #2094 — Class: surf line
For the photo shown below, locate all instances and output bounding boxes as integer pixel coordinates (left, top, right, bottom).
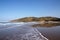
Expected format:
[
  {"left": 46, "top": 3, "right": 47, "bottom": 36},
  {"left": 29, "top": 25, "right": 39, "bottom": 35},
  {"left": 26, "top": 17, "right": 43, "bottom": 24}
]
[
  {"left": 0, "top": 24, "right": 24, "bottom": 30},
  {"left": 34, "top": 28, "right": 49, "bottom": 40}
]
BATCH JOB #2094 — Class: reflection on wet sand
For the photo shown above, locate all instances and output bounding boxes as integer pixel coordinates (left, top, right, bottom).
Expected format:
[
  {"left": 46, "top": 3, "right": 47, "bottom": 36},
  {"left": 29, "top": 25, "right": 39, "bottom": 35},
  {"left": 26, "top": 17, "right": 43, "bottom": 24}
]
[
  {"left": 0, "top": 23, "right": 48, "bottom": 40},
  {"left": 0, "top": 23, "right": 60, "bottom": 40},
  {"left": 32, "top": 23, "right": 60, "bottom": 27},
  {"left": 32, "top": 23, "right": 60, "bottom": 40}
]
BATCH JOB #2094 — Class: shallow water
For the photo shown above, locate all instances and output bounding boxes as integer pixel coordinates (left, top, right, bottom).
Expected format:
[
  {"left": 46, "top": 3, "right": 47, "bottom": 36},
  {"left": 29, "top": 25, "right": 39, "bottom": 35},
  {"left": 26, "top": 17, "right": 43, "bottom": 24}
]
[
  {"left": 0, "top": 22, "right": 48, "bottom": 40},
  {"left": 36, "top": 26, "right": 60, "bottom": 40},
  {"left": 31, "top": 23, "right": 60, "bottom": 40},
  {"left": 0, "top": 22, "right": 60, "bottom": 40}
]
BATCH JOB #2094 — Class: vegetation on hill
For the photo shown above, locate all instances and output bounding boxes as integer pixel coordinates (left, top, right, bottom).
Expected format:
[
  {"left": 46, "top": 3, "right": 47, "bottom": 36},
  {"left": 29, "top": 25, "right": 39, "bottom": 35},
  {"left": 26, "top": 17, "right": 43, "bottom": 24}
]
[{"left": 10, "top": 16, "right": 60, "bottom": 22}]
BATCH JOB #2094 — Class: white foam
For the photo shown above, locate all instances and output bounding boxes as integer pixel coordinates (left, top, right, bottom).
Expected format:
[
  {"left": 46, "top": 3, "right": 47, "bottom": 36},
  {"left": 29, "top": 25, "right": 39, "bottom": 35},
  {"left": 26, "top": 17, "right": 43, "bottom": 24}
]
[
  {"left": 34, "top": 28, "right": 48, "bottom": 40},
  {"left": 0, "top": 22, "right": 25, "bottom": 25},
  {"left": 21, "top": 28, "right": 48, "bottom": 40},
  {"left": 0, "top": 22, "right": 49, "bottom": 40}
]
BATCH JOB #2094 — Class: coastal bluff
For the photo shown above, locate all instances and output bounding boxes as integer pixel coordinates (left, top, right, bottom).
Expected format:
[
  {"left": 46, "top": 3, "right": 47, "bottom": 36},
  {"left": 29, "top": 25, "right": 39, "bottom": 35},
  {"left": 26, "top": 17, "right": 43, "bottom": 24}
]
[{"left": 10, "top": 16, "right": 60, "bottom": 23}]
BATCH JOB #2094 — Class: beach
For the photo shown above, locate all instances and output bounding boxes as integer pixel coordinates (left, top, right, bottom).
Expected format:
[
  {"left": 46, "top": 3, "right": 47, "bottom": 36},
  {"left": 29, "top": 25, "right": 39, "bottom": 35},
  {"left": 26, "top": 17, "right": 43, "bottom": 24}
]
[{"left": 0, "top": 22, "right": 60, "bottom": 40}]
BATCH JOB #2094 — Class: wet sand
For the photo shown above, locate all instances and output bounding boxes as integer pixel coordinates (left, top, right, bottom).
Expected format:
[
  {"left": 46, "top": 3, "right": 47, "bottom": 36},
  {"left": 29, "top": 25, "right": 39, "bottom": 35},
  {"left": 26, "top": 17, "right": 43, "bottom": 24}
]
[
  {"left": 36, "top": 26, "right": 60, "bottom": 40},
  {"left": 0, "top": 22, "right": 60, "bottom": 40},
  {"left": 0, "top": 23, "right": 48, "bottom": 40},
  {"left": 32, "top": 23, "right": 60, "bottom": 40}
]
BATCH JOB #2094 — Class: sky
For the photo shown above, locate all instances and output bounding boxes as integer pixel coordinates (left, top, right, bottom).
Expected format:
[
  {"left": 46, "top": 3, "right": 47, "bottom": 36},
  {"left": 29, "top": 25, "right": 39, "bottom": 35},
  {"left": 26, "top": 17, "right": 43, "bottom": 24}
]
[{"left": 0, "top": 0, "right": 60, "bottom": 21}]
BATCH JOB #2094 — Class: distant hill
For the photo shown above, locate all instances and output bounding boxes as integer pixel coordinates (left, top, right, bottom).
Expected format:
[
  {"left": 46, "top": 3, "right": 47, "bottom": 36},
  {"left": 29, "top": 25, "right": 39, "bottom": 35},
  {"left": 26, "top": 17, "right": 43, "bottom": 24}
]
[{"left": 10, "top": 16, "right": 60, "bottom": 22}]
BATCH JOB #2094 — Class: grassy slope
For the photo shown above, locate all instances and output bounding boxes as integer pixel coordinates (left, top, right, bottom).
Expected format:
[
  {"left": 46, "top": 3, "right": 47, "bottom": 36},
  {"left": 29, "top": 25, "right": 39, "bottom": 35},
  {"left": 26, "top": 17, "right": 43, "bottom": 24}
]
[{"left": 10, "top": 16, "right": 60, "bottom": 22}]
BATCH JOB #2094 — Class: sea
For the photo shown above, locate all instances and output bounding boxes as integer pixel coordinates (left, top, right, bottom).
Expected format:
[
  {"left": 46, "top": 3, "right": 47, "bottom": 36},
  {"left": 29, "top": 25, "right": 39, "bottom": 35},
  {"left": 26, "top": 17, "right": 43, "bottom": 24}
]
[{"left": 0, "top": 22, "right": 60, "bottom": 40}]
